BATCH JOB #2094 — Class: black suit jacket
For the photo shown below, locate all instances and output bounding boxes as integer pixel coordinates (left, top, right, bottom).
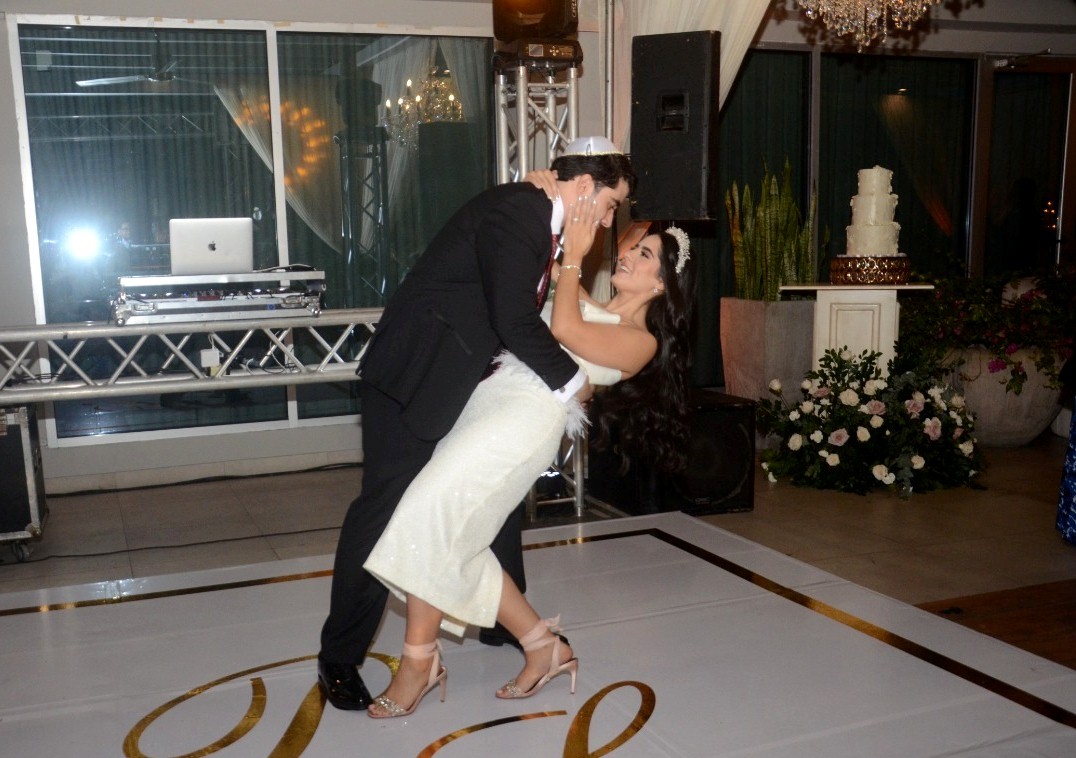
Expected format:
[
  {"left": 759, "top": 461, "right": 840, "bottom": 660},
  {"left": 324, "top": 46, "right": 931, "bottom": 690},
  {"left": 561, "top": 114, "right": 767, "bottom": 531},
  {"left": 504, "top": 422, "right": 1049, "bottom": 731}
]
[{"left": 360, "top": 183, "right": 580, "bottom": 440}]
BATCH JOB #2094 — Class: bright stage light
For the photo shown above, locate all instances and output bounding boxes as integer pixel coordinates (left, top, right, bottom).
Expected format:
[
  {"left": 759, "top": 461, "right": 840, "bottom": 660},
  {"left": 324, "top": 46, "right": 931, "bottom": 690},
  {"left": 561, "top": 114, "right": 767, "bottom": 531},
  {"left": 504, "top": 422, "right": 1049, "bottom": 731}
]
[{"left": 64, "top": 227, "right": 102, "bottom": 260}]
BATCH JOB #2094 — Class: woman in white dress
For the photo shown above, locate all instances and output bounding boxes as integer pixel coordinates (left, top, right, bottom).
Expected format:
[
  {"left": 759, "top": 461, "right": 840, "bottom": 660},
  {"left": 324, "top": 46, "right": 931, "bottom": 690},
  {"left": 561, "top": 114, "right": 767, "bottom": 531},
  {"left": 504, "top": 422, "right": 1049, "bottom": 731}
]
[{"left": 362, "top": 190, "right": 696, "bottom": 718}]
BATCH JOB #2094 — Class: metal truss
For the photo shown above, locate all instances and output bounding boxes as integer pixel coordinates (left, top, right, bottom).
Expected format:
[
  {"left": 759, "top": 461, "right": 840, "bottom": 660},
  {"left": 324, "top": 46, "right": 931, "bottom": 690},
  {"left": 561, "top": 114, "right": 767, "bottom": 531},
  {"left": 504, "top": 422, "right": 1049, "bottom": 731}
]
[
  {"left": 0, "top": 309, "right": 381, "bottom": 405},
  {"left": 337, "top": 130, "right": 393, "bottom": 307},
  {"left": 26, "top": 112, "right": 216, "bottom": 144},
  {"left": 495, "top": 64, "right": 580, "bottom": 184}
]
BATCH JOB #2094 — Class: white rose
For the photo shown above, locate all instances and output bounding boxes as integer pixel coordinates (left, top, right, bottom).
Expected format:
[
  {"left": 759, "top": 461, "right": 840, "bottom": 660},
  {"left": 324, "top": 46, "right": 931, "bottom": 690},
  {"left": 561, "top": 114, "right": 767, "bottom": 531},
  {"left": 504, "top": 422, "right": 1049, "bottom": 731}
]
[
  {"left": 863, "top": 380, "right": 878, "bottom": 396},
  {"left": 872, "top": 464, "right": 889, "bottom": 481},
  {"left": 825, "top": 453, "right": 840, "bottom": 466},
  {"left": 818, "top": 449, "right": 829, "bottom": 458},
  {"left": 849, "top": 381, "right": 861, "bottom": 390},
  {"left": 911, "top": 455, "right": 925, "bottom": 470},
  {"left": 761, "top": 461, "right": 769, "bottom": 470},
  {"left": 869, "top": 415, "right": 884, "bottom": 428},
  {"left": 789, "top": 410, "right": 801, "bottom": 421},
  {"left": 800, "top": 400, "right": 815, "bottom": 414},
  {"left": 856, "top": 426, "right": 870, "bottom": 442},
  {"left": 767, "top": 472, "right": 777, "bottom": 483},
  {"left": 839, "top": 388, "right": 860, "bottom": 406},
  {"left": 951, "top": 394, "right": 965, "bottom": 409},
  {"left": 875, "top": 379, "right": 887, "bottom": 390},
  {"left": 768, "top": 378, "right": 782, "bottom": 394},
  {"left": 801, "top": 379, "right": 813, "bottom": 391},
  {"left": 810, "top": 430, "right": 823, "bottom": 443},
  {"left": 787, "top": 433, "right": 804, "bottom": 451},
  {"left": 959, "top": 440, "right": 975, "bottom": 457},
  {"left": 882, "top": 473, "right": 896, "bottom": 485}
]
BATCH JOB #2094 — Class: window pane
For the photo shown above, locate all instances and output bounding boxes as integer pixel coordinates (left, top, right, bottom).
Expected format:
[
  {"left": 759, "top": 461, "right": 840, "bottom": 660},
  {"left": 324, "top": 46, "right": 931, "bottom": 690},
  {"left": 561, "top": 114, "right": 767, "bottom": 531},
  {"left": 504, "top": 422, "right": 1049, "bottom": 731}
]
[
  {"left": 819, "top": 54, "right": 975, "bottom": 278},
  {"left": 984, "top": 72, "right": 1068, "bottom": 276},
  {"left": 20, "top": 24, "right": 286, "bottom": 436},
  {"left": 276, "top": 32, "right": 494, "bottom": 418}
]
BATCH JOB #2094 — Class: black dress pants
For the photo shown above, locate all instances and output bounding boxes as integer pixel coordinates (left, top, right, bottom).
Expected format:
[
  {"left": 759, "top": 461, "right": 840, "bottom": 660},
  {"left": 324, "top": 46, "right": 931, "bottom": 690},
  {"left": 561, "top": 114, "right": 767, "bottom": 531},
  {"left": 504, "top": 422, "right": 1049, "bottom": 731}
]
[{"left": 319, "top": 381, "right": 527, "bottom": 666}]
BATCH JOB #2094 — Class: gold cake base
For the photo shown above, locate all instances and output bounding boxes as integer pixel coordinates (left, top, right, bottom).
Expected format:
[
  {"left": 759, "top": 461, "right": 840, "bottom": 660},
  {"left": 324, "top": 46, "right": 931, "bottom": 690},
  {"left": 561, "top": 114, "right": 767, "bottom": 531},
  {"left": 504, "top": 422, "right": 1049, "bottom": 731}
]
[{"left": 829, "top": 255, "right": 910, "bottom": 285}]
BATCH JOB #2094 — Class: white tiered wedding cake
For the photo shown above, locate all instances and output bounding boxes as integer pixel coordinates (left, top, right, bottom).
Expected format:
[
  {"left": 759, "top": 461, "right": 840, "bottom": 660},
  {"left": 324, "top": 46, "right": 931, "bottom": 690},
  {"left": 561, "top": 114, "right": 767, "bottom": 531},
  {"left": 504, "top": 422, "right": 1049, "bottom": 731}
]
[{"left": 830, "top": 165, "right": 910, "bottom": 284}]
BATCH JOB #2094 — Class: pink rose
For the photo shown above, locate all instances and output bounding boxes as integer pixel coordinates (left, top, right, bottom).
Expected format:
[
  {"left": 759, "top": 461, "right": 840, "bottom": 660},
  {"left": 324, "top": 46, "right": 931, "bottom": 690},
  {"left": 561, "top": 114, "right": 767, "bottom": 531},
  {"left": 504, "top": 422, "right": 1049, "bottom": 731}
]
[
  {"left": 827, "top": 428, "right": 850, "bottom": 447},
  {"left": 905, "top": 398, "right": 925, "bottom": 418},
  {"left": 987, "top": 358, "right": 1007, "bottom": 373},
  {"left": 923, "top": 417, "right": 942, "bottom": 441},
  {"left": 864, "top": 399, "right": 886, "bottom": 415}
]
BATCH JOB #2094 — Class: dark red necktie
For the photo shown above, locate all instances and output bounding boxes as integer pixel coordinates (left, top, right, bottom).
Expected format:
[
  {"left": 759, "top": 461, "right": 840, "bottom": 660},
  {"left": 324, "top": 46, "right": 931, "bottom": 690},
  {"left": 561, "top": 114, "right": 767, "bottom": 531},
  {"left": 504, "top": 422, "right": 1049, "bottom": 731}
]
[{"left": 535, "top": 234, "right": 558, "bottom": 309}]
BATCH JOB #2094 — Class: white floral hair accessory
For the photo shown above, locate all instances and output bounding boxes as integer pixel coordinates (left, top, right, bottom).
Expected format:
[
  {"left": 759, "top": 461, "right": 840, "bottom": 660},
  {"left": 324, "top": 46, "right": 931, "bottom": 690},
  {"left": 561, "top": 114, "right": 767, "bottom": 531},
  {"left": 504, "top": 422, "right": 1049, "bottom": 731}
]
[
  {"left": 562, "top": 136, "right": 622, "bottom": 156},
  {"left": 667, "top": 226, "right": 691, "bottom": 274}
]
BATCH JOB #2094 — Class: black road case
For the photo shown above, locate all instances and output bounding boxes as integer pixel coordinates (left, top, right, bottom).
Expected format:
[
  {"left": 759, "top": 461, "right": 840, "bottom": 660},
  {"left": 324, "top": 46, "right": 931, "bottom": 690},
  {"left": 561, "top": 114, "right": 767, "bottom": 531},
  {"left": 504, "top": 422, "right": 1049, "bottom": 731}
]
[{"left": 0, "top": 406, "right": 48, "bottom": 562}]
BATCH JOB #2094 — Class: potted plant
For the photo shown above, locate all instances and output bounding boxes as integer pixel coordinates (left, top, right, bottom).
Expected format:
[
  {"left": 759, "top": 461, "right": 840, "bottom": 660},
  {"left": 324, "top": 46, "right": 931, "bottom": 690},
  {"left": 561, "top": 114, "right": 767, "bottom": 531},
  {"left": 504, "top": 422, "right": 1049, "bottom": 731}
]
[
  {"left": 894, "top": 269, "right": 1076, "bottom": 445},
  {"left": 720, "top": 159, "right": 822, "bottom": 402},
  {"left": 758, "top": 348, "right": 981, "bottom": 495}
]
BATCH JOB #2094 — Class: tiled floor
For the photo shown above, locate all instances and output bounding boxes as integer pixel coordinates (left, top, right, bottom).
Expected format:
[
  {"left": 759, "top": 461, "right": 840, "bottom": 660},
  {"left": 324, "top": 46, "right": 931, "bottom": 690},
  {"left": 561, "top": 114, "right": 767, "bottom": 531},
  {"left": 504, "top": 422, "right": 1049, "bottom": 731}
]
[{"left": 2, "top": 430, "right": 1074, "bottom": 610}]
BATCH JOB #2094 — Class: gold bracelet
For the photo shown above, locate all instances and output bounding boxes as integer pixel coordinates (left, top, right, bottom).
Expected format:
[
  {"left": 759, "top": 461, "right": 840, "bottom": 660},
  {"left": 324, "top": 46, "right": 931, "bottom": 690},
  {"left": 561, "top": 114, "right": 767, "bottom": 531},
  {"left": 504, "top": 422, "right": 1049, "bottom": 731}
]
[{"left": 560, "top": 264, "right": 582, "bottom": 279}]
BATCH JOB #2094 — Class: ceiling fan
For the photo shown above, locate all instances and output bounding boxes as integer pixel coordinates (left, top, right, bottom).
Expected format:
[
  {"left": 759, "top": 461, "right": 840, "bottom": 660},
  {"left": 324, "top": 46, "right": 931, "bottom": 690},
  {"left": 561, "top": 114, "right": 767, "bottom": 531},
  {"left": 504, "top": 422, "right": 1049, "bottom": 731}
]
[{"left": 76, "top": 32, "right": 184, "bottom": 88}]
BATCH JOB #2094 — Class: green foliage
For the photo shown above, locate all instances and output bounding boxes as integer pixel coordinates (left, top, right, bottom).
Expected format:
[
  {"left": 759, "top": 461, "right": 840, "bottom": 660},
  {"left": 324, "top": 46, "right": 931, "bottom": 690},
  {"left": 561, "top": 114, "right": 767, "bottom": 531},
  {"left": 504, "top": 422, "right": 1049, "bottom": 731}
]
[
  {"left": 757, "top": 349, "right": 982, "bottom": 495},
  {"left": 725, "top": 158, "right": 818, "bottom": 301}
]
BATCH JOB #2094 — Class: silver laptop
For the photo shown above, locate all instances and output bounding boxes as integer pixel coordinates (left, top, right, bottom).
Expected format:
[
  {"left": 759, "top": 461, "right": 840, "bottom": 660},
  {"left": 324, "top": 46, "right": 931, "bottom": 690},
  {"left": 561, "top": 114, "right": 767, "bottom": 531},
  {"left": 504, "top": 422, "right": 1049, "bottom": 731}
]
[{"left": 169, "top": 217, "right": 254, "bottom": 275}]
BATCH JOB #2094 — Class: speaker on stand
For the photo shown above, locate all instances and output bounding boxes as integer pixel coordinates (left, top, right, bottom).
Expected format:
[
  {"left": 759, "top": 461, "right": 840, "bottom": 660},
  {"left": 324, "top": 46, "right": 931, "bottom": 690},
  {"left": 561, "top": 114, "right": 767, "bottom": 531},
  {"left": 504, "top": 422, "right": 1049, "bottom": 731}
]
[{"left": 629, "top": 31, "right": 721, "bottom": 221}]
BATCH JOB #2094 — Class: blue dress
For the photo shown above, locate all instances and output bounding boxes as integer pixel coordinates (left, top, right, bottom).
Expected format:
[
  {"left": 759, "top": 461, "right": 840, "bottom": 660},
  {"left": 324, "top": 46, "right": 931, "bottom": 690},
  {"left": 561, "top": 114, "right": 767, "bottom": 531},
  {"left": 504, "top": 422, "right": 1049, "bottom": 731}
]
[{"left": 1058, "top": 401, "right": 1076, "bottom": 545}]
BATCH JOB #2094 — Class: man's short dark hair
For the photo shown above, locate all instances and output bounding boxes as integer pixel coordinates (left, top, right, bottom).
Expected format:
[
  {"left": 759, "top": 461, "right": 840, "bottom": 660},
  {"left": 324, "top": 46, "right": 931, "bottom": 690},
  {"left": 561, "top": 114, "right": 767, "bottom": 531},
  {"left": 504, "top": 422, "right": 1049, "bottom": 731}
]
[{"left": 550, "top": 152, "right": 637, "bottom": 196}]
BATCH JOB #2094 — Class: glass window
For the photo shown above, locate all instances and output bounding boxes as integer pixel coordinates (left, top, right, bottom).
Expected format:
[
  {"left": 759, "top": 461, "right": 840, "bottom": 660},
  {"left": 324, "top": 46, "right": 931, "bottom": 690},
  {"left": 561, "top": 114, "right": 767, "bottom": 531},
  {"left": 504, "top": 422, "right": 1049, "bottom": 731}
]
[
  {"left": 984, "top": 71, "right": 1068, "bottom": 277},
  {"left": 275, "top": 32, "right": 493, "bottom": 419},
  {"left": 18, "top": 24, "right": 495, "bottom": 435}
]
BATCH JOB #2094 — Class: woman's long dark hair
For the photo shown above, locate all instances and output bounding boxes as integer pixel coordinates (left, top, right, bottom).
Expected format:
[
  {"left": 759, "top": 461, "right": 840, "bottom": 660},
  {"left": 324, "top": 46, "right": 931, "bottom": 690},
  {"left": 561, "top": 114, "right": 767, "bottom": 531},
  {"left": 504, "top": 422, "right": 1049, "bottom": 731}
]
[{"left": 591, "top": 226, "right": 697, "bottom": 473}]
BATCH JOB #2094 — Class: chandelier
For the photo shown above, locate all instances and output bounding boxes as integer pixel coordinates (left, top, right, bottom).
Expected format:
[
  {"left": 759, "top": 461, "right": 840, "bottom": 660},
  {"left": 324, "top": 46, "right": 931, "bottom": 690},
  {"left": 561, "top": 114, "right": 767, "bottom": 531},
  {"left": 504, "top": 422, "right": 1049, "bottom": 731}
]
[
  {"left": 383, "top": 57, "right": 464, "bottom": 149},
  {"left": 795, "top": 0, "right": 940, "bottom": 50}
]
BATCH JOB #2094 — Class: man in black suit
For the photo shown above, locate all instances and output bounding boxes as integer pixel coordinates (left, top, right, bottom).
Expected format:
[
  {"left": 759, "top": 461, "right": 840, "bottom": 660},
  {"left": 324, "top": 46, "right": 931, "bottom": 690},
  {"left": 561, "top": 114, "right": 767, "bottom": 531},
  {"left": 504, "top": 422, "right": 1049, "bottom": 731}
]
[{"left": 318, "top": 138, "right": 636, "bottom": 710}]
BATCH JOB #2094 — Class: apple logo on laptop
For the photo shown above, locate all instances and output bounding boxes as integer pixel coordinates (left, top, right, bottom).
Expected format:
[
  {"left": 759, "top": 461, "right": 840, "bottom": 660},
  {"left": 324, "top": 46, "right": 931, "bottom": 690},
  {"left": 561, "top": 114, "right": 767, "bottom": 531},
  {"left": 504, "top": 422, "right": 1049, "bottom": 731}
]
[{"left": 208, "top": 241, "right": 217, "bottom": 251}]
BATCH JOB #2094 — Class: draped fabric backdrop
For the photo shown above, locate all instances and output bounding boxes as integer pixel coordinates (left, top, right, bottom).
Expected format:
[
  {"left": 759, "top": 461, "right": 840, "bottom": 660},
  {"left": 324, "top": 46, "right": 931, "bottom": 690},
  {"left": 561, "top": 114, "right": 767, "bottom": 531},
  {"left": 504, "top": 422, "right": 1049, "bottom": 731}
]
[
  {"left": 606, "top": 0, "right": 773, "bottom": 149},
  {"left": 216, "top": 79, "right": 345, "bottom": 255}
]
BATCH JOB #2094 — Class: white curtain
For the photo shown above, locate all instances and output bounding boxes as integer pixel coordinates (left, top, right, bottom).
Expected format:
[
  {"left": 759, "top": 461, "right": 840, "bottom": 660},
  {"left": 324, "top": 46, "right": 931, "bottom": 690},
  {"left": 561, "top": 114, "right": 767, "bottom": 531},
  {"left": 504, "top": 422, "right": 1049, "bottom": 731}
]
[
  {"left": 215, "top": 81, "right": 344, "bottom": 253},
  {"left": 606, "top": 0, "right": 773, "bottom": 150}
]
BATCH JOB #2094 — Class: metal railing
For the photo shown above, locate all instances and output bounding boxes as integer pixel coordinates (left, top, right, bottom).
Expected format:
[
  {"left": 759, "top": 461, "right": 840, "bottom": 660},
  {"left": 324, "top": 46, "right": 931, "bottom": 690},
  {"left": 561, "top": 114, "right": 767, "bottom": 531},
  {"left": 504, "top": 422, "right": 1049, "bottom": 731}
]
[{"left": 0, "top": 309, "right": 381, "bottom": 405}]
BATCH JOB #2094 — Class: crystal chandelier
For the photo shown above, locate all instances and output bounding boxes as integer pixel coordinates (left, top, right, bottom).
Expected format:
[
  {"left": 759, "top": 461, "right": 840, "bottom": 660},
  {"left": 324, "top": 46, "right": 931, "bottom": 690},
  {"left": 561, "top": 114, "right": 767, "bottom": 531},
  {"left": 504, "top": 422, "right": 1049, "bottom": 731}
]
[
  {"left": 795, "top": 0, "right": 940, "bottom": 50},
  {"left": 383, "top": 53, "right": 464, "bottom": 149}
]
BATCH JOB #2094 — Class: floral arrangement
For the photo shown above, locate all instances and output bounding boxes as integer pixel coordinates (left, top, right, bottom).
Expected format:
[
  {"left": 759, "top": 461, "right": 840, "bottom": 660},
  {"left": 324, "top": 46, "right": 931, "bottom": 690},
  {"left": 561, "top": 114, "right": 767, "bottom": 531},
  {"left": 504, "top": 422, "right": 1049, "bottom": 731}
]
[
  {"left": 894, "top": 270, "right": 1076, "bottom": 395},
  {"left": 757, "top": 349, "right": 982, "bottom": 495}
]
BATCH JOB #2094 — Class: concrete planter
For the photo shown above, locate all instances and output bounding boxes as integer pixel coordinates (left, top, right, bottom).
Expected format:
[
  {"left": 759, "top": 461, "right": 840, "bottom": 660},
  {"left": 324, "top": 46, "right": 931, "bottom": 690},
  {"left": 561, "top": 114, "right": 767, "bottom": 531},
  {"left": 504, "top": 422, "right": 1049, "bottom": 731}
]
[
  {"left": 719, "top": 298, "right": 814, "bottom": 403},
  {"left": 955, "top": 348, "right": 1062, "bottom": 447}
]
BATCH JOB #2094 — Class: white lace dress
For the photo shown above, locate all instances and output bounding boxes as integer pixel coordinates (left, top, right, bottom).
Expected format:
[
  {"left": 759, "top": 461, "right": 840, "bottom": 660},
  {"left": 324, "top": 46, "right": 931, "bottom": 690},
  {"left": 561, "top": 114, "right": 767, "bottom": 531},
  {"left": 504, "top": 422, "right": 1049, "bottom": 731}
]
[{"left": 364, "top": 301, "right": 621, "bottom": 635}]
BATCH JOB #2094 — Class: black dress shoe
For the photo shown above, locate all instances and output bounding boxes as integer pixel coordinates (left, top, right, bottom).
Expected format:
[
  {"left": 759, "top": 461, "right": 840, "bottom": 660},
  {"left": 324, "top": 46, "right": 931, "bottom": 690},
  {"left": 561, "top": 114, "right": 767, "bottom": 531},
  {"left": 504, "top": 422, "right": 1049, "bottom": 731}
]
[{"left": 317, "top": 655, "right": 372, "bottom": 710}]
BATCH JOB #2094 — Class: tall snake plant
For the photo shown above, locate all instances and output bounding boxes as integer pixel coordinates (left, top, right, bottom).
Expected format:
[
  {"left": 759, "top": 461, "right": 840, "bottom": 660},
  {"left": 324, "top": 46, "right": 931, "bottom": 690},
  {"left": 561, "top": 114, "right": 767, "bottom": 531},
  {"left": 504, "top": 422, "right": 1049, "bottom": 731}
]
[{"left": 725, "top": 159, "right": 818, "bottom": 301}]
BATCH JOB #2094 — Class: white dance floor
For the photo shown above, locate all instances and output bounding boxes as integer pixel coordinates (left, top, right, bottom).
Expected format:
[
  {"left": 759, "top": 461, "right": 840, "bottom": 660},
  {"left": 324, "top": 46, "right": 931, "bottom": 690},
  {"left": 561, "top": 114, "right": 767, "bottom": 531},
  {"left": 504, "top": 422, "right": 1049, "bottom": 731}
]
[{"left": 2, "top": 513, "right": 1075, "bottom": 757}]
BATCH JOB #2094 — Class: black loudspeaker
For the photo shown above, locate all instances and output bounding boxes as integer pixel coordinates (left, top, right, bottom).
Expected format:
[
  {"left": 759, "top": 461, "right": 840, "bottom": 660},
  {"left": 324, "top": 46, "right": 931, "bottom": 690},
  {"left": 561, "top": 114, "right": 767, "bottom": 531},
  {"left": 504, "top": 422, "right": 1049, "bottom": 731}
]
[
  {"left": 586, "top": 389, "right": 755, "bottom": 516},
  {"left": 630, "top": 31, "right": 720, "bottom": 221},
  {"left": 493, "top": 0, "right": 578, "bottom": 43},
  {"left": 671, "top": 390, "right": 755, "bottom": 515}
]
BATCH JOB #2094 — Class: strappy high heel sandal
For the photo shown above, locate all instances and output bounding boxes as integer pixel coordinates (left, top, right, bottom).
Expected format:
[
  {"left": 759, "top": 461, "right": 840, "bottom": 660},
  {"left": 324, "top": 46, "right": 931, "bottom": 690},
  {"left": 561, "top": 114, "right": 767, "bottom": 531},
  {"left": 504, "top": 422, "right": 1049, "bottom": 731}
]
[
  {"left": 367, "top": 640, "right": 447, "bottom": 719},
  {"left": 496, "top": 616, "right": 578, "bottom": 699}
]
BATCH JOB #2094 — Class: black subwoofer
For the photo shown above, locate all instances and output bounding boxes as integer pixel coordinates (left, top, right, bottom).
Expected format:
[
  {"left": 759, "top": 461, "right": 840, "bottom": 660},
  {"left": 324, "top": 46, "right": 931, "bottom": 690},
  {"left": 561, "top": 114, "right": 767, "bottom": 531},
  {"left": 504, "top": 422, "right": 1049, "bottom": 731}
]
[
  {"left": 629, "top": 30, "right": 720, "bottom": 221},
  {"left": 586, "top": 389, "right": 755, "bottom": 516}
]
